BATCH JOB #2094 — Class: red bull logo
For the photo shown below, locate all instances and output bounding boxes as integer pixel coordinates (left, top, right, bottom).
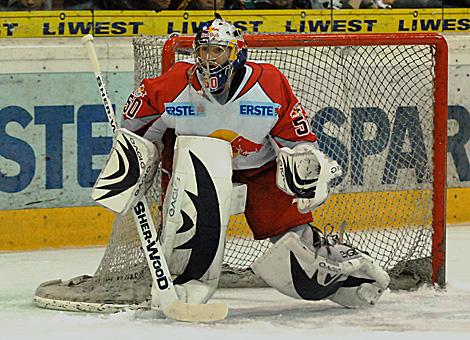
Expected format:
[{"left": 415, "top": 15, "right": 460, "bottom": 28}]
[
  {"left": 231, "top": 135, "right": 263, "bottom": 156},
  {"left": 209, "top": 129, "right": 263, "bottom": 157},
  {"left": 131, "top": 84, "right": 147, "bottom": 98},
  {"left": 203, "top": 25, "right": 220, "bottom": 38},
  {"left": 289, "top": 102, "right": 306, "bottom": 119}
]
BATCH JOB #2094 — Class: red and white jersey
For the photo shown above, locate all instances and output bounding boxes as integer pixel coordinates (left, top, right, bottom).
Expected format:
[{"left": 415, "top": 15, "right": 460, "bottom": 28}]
[{"left": 122, "top": 60, "right": 317, "bottom": 170}]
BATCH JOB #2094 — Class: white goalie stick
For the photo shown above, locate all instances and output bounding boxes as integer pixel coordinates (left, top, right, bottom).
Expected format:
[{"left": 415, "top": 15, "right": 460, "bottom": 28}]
[{"left": 81, "top": 34, "right": 228, "bottom": 322}]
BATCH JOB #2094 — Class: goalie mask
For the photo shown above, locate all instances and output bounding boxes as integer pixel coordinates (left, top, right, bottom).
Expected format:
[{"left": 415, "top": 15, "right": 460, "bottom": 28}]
[{"left": 194, "top": 15, "right": 247, "bottom": 95}]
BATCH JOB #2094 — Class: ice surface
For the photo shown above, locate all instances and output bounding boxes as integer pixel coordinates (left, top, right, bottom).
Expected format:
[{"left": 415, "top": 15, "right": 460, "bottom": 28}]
[{"left": 1, "top": 226, "right": 469, "bottom": 340}]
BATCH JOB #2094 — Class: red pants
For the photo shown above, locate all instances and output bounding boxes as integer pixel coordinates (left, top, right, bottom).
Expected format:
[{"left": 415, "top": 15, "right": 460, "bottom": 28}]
[
  {"left": 161, "top": 131, "right": 312, "bottom": 240},
  {"left": 232, "top": 162, "right": 313, "bottom": 239}
]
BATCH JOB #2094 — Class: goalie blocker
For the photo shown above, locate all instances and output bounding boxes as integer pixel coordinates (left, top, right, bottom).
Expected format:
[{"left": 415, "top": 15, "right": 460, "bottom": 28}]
[{"left": 91, "top": 128, "right": 158, "bottom": 214}]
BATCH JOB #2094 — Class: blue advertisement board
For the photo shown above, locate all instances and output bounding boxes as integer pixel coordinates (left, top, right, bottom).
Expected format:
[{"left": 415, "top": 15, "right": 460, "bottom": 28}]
[{"left": 0, "top": 71, "right": 132, "bottom": 208}]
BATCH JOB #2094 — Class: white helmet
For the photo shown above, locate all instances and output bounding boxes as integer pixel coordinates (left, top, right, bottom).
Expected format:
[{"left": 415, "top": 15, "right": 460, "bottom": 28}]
[{"left": 194, "top": 14, "right": 247, "bottom": 95}]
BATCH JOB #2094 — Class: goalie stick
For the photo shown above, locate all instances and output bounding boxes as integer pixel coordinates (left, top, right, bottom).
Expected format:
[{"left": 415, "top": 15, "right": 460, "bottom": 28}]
[{"left": 81, "top": 34, "right": 228, "bottom": 322}]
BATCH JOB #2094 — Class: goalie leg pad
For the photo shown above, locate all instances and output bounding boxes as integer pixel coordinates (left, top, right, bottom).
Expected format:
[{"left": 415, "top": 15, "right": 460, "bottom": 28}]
[
  {"left": 252, "top": 226, "right": 390, "bottom": 305},
  {"left": 301, "top": 226, "right": 390, "bottom": 307},
  {"left": 328, "top": 254, "right": 390, "bottom": 308},
  {"left": 160, "top": 136, "right": 233, "bottom": 304},
  {"left": 252, "top": 231, "right": 350, "bottom": 301}
]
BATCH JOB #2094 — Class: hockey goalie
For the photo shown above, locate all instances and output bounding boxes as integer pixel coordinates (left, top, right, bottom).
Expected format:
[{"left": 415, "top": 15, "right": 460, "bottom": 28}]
[{"left": 98, "top": 15, "right": 390, "bottom": 313}]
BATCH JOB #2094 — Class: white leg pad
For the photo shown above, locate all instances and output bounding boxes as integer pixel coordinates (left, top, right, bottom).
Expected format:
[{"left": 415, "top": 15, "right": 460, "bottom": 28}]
[
  {"left": 329, "top": 255, "right": 390, "bottom": 308},
  {"left": 158, "top": 136, "right": 233, "bottom": 305},
  {"left": 252, "top": 227, "right": 390, "bottom": 306},
  {"left": 252, "top": 232, "right": 350, "bottom": 301}
]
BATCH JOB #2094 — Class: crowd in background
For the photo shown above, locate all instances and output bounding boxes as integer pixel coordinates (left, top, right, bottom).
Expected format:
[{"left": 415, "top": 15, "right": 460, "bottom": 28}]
[{"left": 1, "top": 0, "right": 469, "bottom": 11}]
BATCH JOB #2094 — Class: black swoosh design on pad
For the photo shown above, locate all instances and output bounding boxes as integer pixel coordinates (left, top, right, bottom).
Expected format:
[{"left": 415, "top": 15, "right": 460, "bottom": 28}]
[
  {"left": 173, "top": 151, "right": 221, "bottom": 285},
  {"left": 341, "top": 276, "right": 376, "bottom": 287},
  {"left": 177, "top": 210, "right": 194, "bottom": 234},
  {"left": 95, "top": 135, "right": 140, "bottom": 201},
  {"left": 283, "top": 158, "right": 317, "bottom": 199},
  {"left": 100, "top": 149, "right": 126, "bottom": 180},
  {"left": 290, "top": 251, "right": 345, "bottom": 300}
]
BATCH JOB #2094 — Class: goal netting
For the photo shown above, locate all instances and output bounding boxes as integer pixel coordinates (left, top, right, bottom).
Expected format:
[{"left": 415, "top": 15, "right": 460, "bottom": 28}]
[{"left": 34, "top": 33, "right": 447, "bottom": 312}]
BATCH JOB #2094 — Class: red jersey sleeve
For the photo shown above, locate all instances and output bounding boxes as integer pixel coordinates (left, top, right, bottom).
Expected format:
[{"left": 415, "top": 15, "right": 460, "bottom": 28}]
[
  {"left": 264, "top": 66, "right": 317, "bottom": 145},
  {"left": 122, "top": 62, "right": 193, "bottom": 136},
  {"left": 122, "top": 78, "right": 163, "bottom": 136}
]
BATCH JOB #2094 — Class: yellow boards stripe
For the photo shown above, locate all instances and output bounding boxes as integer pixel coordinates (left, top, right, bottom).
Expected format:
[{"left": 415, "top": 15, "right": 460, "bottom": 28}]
[
  {"left": 227, "top": 188, "right": 470, "bottom": 237},
  {"left": 0, "top": 188, "right": 468, "bottom": 251},
  {"left": 447, "top": 187, "right": 470, "bottom": 225},
  {"left": 0, "top": 206, "right": 114, "bottom": 251}
]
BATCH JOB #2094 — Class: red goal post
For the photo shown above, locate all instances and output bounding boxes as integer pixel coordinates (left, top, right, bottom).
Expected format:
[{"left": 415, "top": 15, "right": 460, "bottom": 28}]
[{"left": 162, "top": 33, "right": 447, "bottom": 286}]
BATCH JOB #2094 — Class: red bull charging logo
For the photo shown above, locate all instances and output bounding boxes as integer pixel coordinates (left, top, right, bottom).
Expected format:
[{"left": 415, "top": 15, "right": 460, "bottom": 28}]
[{"left": 209, "top": 129, "right": 263, "bottom": 157}]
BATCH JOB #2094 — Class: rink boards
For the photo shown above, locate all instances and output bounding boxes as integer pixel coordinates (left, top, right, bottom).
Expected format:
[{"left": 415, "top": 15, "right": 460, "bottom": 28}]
[
  {"left": 0, "top": 188, "right": 468, "bottom": 251},
  {"left": 0, "top": 36, "right": 469, "bottom": 251}
]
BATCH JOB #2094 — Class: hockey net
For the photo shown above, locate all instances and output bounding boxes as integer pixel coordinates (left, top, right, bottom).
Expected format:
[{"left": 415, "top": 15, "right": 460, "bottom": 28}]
[{"left": 34, "top": 33, "right": 447, "bottom": 312}]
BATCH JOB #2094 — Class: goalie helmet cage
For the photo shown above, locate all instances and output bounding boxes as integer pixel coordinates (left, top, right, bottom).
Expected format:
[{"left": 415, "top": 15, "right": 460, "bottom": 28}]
[{"left": 33, "top": 33, "right": 447, "bottom": 313}]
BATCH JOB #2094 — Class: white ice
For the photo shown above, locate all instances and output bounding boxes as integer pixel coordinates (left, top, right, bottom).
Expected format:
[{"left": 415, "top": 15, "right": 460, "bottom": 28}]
[{"left": 1, "top": 226, "right": 469, "bottom": 340}]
